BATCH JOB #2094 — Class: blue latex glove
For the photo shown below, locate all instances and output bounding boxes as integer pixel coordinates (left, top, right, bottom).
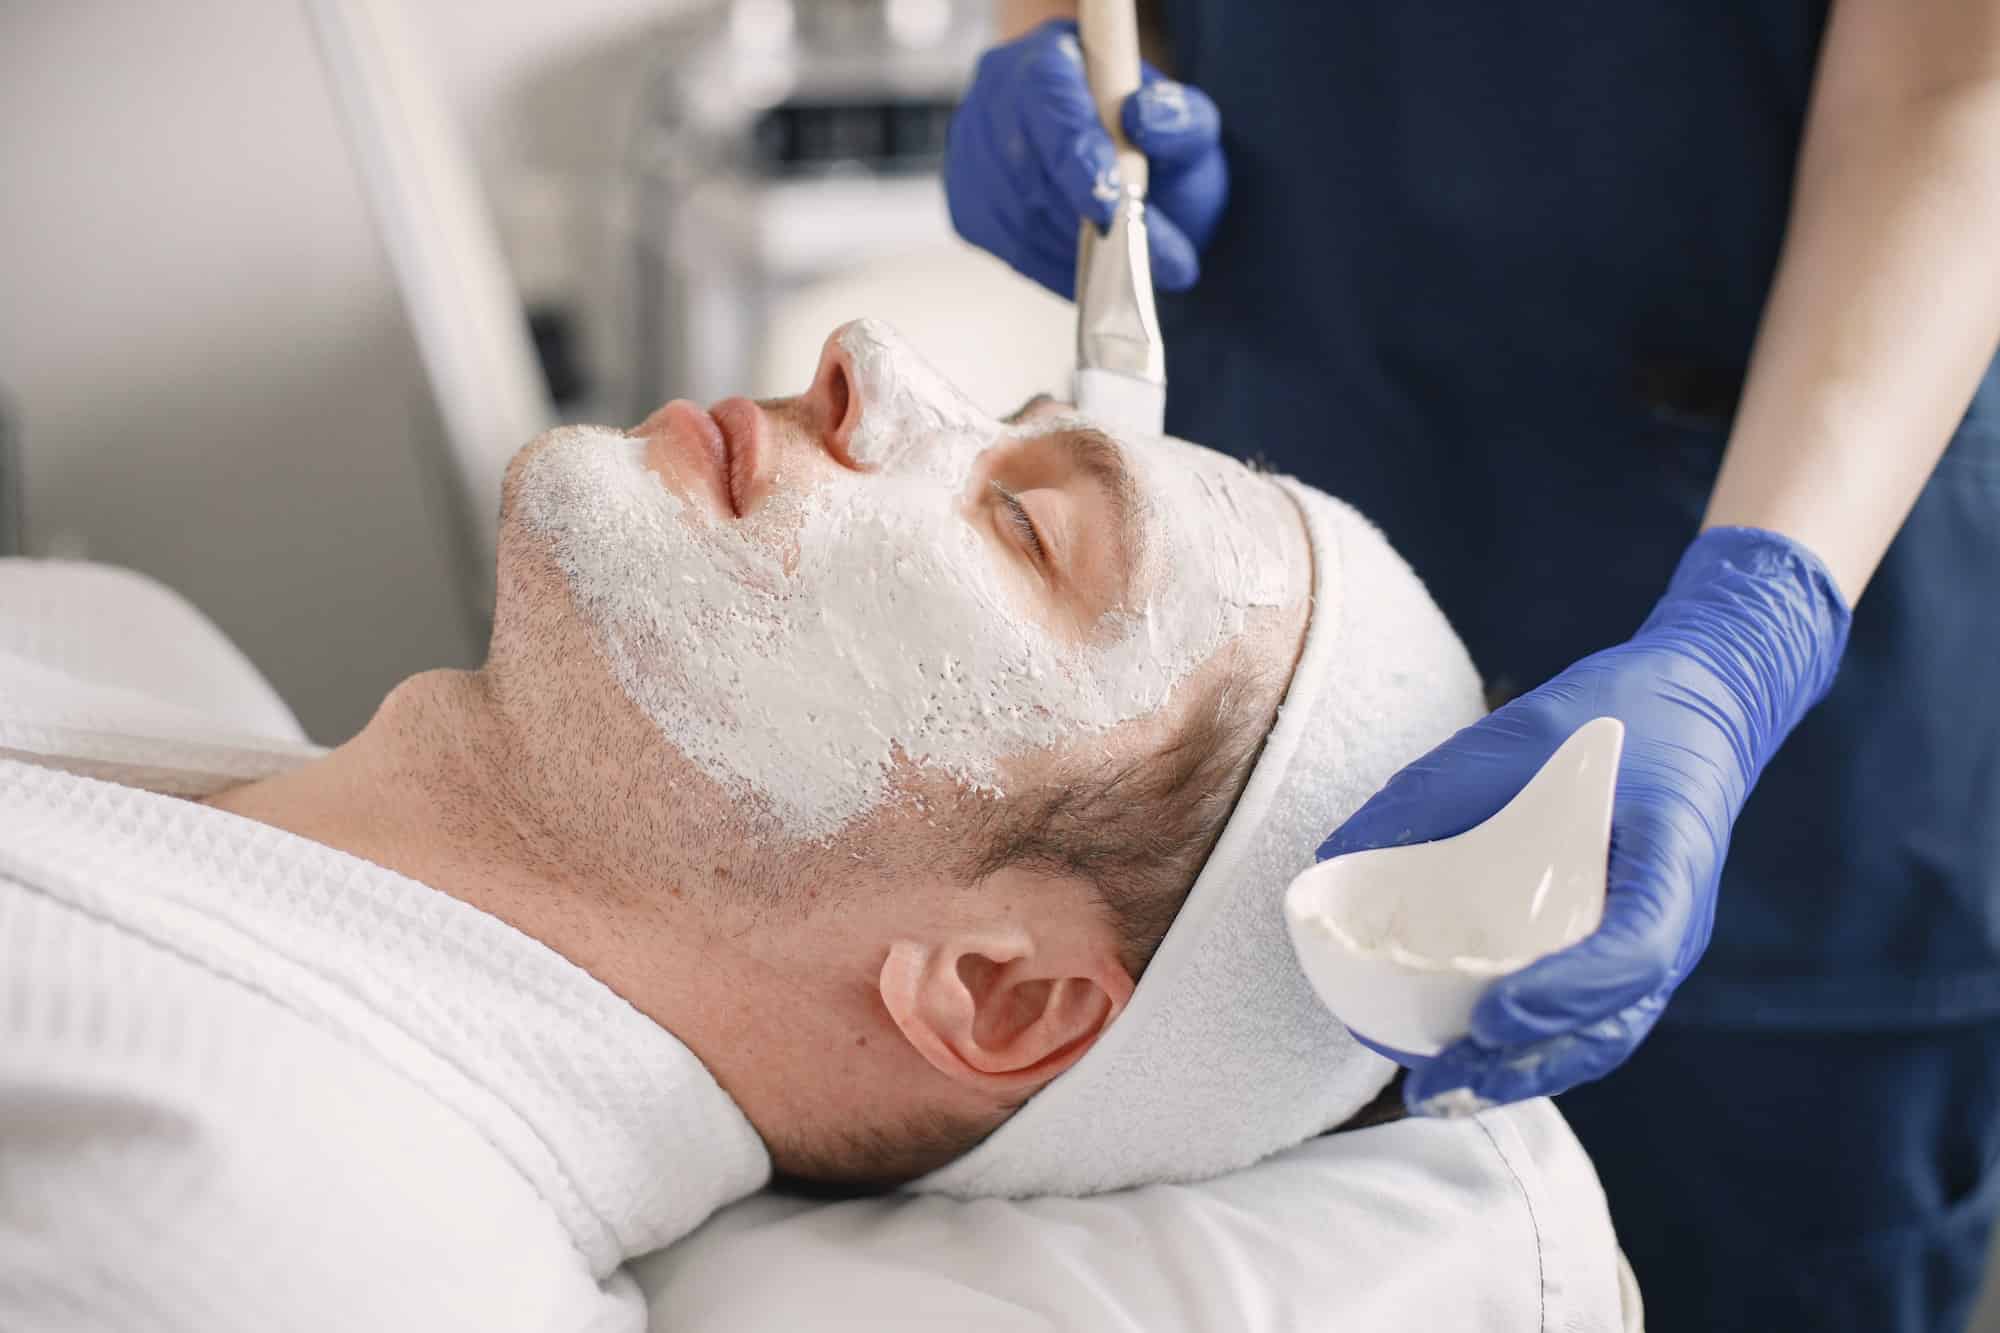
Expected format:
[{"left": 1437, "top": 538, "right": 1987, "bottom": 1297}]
[
  {"left": 1320, "top": 527, "right": 1853, "bottom": 1116},
  {"left": 944, "top": 19, "right": 1228, "bottom": 298}
]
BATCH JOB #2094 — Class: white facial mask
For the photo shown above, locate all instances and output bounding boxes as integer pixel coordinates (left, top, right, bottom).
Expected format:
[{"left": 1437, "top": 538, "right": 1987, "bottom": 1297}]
[{"left": 515, "top": 320, "right": 1302, "bottom": 842}]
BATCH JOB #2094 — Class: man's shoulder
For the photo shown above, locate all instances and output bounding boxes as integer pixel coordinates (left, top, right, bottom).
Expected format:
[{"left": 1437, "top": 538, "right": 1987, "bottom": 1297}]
[{"left": 0, "top": 870, "right": 633, "bottom": 1332}]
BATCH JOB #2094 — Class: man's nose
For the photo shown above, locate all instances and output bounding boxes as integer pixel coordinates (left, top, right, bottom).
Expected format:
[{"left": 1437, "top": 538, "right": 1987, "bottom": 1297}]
[{"left": 802, "top": 329, "right": 864, "bottom": 467}]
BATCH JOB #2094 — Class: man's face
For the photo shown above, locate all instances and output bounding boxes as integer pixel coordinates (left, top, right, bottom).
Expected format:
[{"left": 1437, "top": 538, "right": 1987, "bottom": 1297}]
[{"left": 492, "top": 318, "right": 1307, "bottom": 860}]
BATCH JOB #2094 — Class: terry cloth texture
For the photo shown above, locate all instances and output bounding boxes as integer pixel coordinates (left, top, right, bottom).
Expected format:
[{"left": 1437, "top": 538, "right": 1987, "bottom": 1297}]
[
  {"left": 917, "top": 479, "right": 1487, "bottom": 1198},
  {"left": 0, "top": 560, "right": 771, "bottom": 1331}
]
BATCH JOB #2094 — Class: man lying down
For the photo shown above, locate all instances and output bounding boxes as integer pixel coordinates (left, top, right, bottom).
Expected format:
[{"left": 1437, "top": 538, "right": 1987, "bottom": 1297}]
[{"left": 0, "top": 319, "right": 1627, "bottom": 1329}]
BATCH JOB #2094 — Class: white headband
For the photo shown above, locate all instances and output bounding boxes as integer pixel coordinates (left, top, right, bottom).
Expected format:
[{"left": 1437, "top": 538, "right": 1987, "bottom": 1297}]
[{"left": 914, "top": 479, "right": 1486, "bottom": 1198}]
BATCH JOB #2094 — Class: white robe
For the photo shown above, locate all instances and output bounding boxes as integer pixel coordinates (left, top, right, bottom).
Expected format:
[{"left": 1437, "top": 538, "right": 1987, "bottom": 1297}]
[{"left": 0, "top": 561, "right": 771, "bottom": 1331}]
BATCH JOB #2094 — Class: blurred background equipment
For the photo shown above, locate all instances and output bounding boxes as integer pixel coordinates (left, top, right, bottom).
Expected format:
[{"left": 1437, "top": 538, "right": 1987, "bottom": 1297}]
[
  {"left": 622, "top": 4, "right": 1072, "bottom": 426},
  {"left": 628, "top": 0, "right": 982, "bottom": 412}
]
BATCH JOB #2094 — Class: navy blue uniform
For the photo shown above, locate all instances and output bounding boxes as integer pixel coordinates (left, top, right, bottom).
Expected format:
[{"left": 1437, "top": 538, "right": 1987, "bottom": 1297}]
[{"left": 1152, "top": 3, "right": 2000, "bottom": 1328}]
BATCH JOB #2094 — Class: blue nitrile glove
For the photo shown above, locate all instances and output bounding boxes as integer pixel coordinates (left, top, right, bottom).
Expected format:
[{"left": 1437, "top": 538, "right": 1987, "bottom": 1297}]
[
  {"left": 1320, "top": 527, "right": 1853, "bottom": 1116},
  {"left": 944, "top": 19, "right": 1228, "bottom": 298}
]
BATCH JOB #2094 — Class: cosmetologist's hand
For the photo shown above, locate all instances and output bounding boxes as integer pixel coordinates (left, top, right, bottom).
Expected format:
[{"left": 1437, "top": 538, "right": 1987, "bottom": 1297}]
[
  {"left": 1320, "top": 527, "right": 1852, "bottom": 1115},
  {"left": 944, "top": 19, "right": 1228, "bottom": 298}
]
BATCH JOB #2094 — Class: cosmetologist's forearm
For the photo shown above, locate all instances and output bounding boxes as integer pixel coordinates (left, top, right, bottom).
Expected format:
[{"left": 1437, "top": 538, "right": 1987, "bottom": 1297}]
[
  {"left": 999, "top": 0, "right": 1077, "bottom": 41},
  {"left": 1703, "top": 0, "right": 2000, "bottom": 603}
]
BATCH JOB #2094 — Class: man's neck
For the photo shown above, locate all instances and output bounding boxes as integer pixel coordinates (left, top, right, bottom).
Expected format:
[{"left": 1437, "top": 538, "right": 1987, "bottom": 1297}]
[
  {"left": 202, "top": 669, "right": 719, "bottom": 1034},
  {"left": 208, "top": 671, "right": 535, "bottom": 904},
  {"left": 200, "top": 674, "right": 955, "bottom": 1171}
]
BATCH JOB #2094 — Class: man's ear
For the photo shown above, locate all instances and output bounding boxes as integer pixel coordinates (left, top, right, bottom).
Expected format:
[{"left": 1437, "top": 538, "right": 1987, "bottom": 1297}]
[{"left": 877, "top": 900, "right": 1136, "bottom": 1097}]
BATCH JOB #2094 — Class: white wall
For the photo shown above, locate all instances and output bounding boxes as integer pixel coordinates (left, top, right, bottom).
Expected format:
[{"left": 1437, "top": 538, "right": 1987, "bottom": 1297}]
[{"left": 0, "top": 0, "right": 676, "bottom": 742}]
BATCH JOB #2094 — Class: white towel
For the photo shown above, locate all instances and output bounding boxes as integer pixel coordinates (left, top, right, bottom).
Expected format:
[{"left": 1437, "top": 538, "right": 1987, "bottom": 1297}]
[{"left": 916, "top": 479, "right": 1486, "bottom": 1198}]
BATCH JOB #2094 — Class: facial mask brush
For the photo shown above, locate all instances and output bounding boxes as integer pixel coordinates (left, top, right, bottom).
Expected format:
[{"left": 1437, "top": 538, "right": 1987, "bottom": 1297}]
[{"left": 1073, "top": 0, "right": 1168, "bottom": 437}]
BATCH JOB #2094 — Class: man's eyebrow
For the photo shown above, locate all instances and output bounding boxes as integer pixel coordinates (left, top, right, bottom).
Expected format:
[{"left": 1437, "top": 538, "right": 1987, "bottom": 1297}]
[{"left": 1053, "top": 426, "right": 1143, "bottom": 584}]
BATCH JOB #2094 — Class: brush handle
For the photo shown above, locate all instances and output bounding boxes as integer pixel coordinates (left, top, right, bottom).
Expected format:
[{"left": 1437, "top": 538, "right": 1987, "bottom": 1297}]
[{"left": 1077, "top": 0, "right": 1147, "bottom": 199}]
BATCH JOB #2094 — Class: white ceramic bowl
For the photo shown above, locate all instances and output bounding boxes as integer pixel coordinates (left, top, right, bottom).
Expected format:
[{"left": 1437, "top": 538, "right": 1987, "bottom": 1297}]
[{"left": 1284, "top": 717, "right": 1624, "bottom": 1058}]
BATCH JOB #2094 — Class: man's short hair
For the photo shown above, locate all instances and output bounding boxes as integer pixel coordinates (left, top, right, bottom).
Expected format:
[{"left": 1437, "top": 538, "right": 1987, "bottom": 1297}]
[
  {"left": 965, "top": 646, "right": 1283, "bottom": 981},
  {"left": 769, "top": 647, "right": 1282, "bottom": 1193}
]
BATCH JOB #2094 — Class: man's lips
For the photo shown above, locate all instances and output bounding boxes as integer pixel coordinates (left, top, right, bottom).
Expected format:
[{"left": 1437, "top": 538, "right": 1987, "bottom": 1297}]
[
  {"left": 640, "top": 398, "right": 757, "bottom": 517},
  {"left": 708, "top": 396, "right": 766, "bottom": 516}
]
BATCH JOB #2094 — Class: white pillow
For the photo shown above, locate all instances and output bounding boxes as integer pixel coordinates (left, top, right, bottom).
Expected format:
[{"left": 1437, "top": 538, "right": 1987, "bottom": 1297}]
[
  {"left": 635, "top": 1099, "right": 1634, "bottom": 1332},
  {"left": 0, "top": 559, "right": 305, "bottom": 740},
  {"left": 0, "top": 559, "right": 323, "bottom": 794}
]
